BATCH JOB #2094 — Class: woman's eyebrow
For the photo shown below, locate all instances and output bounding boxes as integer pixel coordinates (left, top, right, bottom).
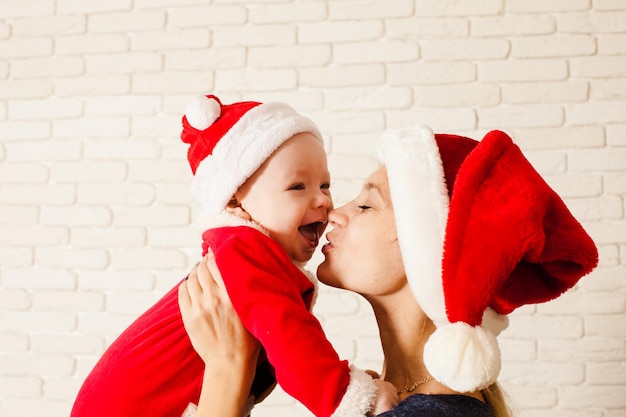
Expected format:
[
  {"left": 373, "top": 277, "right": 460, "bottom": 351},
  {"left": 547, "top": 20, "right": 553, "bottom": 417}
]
[{"left": 364, "top": 182, "right": 386, "bottom": 204}]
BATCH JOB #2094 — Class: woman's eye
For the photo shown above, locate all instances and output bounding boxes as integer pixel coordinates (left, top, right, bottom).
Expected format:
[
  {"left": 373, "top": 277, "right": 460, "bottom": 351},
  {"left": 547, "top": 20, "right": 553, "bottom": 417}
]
[{"left": 358, "top": 205, "right": 371, "bottom": 211}]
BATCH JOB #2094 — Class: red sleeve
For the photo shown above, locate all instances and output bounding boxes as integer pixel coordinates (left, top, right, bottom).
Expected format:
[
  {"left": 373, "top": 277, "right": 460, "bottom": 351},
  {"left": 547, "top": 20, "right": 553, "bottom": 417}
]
[{"left": 205, "top": 227, "right": 351, "bottom": 417}]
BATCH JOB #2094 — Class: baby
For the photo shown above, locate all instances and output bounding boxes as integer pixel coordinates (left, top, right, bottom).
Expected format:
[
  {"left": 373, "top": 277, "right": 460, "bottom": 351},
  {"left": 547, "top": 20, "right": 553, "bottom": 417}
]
[{"left": 71, "top": 95, "right": 396, "bottom": 417}]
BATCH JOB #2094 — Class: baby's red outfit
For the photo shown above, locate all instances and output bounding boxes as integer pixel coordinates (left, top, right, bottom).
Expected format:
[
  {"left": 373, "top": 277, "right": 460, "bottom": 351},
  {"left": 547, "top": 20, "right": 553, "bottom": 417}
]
[{"left": 71, "top": 224, "right": 374, "bottom": 417}]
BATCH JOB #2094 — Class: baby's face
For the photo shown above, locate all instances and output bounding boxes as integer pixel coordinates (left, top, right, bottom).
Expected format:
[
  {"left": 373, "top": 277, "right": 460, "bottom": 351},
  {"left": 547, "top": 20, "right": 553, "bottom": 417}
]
[{"left": 235, "top": 133, "right": 332, "bottom": 263}]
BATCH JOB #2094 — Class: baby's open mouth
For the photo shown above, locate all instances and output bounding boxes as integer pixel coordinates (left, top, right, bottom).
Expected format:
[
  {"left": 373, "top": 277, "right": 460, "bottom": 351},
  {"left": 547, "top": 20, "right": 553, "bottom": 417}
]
[{"left": 298, "top": 222, "right": 324, "bottom": 246}]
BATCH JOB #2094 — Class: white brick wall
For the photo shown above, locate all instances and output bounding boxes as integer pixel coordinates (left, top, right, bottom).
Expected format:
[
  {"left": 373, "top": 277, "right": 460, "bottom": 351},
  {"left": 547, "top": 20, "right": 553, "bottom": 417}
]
[{"left": 0, "top": 1, "right": 624, "bottom": 416}]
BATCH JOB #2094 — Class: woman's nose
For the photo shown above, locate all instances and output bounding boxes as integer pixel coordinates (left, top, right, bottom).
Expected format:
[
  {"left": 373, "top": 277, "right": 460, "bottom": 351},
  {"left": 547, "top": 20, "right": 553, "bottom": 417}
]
[{"left": 327, "top": 206, "right": 346, "bottom": 228}]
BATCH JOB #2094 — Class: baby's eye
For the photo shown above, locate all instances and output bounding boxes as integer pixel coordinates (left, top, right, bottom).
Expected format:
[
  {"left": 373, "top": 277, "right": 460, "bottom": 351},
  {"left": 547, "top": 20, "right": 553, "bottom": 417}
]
[
  {"left": 321, "top": 183, "right": 330, "bottom": 190},
  {"left": 289, "top": 183, "right": 305, "bottom": 190}
]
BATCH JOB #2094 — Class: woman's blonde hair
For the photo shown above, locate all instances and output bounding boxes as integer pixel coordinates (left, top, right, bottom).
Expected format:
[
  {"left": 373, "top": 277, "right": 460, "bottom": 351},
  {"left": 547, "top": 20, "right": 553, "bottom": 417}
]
[{"left": 481, "top": 382, "right": 514, "bottom": 417}]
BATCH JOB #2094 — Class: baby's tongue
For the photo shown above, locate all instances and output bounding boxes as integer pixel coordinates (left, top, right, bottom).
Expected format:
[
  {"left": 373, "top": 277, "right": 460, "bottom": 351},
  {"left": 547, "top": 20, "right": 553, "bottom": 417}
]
[{"left": 299, "top": 224, "right": 318, "bottom": 243}]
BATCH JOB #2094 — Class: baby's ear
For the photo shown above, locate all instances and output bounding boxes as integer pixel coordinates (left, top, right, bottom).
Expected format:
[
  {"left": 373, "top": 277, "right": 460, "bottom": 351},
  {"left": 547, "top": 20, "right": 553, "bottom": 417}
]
[{"left": 225, "top": 197, "right": 251, "bottom": 221}]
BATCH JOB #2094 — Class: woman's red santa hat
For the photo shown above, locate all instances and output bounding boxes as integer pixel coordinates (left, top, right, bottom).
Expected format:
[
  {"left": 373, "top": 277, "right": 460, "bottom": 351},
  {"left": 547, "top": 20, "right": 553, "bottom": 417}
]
[
  {"left": 181, "top": 94, "right": 323, "bottom": 213},
  {"left": 378, "top": 127, "right": 598, "bottom": 393}
]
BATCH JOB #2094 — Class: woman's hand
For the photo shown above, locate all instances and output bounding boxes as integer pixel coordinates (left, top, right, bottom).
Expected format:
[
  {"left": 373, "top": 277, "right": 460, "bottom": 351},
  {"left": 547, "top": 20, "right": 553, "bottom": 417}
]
[{"left": 178, "top": 251, "right": 260, "bottom": 417}]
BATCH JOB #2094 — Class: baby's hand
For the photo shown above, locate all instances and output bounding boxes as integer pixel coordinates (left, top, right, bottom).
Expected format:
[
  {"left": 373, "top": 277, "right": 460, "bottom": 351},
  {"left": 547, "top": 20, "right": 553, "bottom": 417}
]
[{"left": 368, "top": 379, "right": 399, "bottom": 416}]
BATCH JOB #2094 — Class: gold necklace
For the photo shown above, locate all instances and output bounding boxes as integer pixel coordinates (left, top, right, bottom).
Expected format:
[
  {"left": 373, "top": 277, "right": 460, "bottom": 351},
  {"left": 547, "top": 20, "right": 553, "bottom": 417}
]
[{"left": 397, "top": 376, "right": 433, "bottom": 395}]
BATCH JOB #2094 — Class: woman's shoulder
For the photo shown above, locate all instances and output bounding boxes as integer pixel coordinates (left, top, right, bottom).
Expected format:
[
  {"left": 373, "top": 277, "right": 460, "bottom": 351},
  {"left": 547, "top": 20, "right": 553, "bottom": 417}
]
[{"left": 379, "top": 394, "right": 494, "bottom": 417}]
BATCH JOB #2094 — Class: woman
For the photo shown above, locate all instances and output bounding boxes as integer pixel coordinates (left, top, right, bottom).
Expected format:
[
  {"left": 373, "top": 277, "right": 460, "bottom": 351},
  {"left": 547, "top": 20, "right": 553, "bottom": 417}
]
[{"left": 179, "top": 127, "right": 598, "bottom": 417}]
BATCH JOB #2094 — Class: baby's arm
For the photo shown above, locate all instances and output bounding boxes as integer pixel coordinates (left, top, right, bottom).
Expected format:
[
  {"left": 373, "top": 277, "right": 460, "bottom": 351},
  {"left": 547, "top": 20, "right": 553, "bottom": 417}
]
[{"left": 369, "top": 379, "right": 399, "bottom": 416}]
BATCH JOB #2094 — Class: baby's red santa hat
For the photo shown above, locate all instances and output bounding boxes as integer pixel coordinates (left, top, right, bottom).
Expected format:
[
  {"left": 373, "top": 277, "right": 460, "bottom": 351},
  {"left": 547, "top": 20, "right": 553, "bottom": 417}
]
[
  {"left": 378, "top": 127, "right": 598, "bottom": 393},
  {"left": 181, "top": 94, "right": 323, "bottom": 213}
]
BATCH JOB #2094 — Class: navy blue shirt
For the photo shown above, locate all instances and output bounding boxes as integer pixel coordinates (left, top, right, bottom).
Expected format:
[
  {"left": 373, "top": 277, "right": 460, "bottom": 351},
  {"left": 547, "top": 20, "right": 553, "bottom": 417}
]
[{"left": 378, "top": 394, "right": 494, "bottom": 417}]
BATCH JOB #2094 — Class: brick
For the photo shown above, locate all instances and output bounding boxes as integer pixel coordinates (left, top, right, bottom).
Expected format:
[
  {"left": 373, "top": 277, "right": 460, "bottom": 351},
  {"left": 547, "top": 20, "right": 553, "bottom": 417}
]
[
  {"left": 147, "top": 226, "right": 198, "bottom": 247},
  {"left": 135, "top": 0, "right": 206, "bottom": 6},
  {"left": 168, "top": 5, "right": 246, "bottom": 27},
  {"left": 594, "top": 0, "right": 626, "bottom": 9},
  {"left": 11, "top": 15, "right": 86, "bottom": 37},
  {"left": 558, "top": 11, "right": 626, "bottom": 33},
  {"left": 8, "top": 98, "right": 83, "bottom": 120},
  {"left": 50, "top": 161, "right": 126, "bottom": 183},
  {"left": 77, "top": 183, "right": 155, "bottom": 205},
  {"left": 109, "top": 248, "right": 187, "bottom": 269},
  {"left": 597, "top": 245, "right": 619, "bottom": 266},
  {"left": 106, "top": 290, "right": 164, "bottom": 314},
  {"left": 0, "top": 79, "right": 52, "bottom": 100},
  {"left": 11, "top": 56, "right": 84, "bottom": 79},
  {"left": 606, "top": 125, "right": 626, "bottom": 146},
  {"left": 542, "top": 173, "right": 602, "bottom": 198},
  {"left": 598, "top": 34, "right": 626, "bottom": 54},
  {"left": 413, "top": 83, "right": 500, "bottom": 107},
  {"left": 569, "top": 148, "right": 626, "bottom": 171},
  {"left": 525, "top": 150, "right": 566, "bottom": 175},
  {"left": 44, "top": 376, "right": 81, "bottom": 400},
  {"left": 0, "top": 247, "right": 33, "bottom": 267},
  {"left": 84, "top": 139, "right": 160, "bottom": 162},
  {"left": 2, "top": 267, "right": 76, "bottom": 290},
  {"left": 31, "top": 333, "right": 103, "bottom": 355},
  {"left": 86, "top": 52, "right": 163, "bottom": 74},
  {"left": 0, "top": 22, "right": 8, "bottom": 39},
  {"left": 154, "top": 183, "right": 194, "bottom": 205},
  {"left": 0, "top": 398, "right": 71, "bottom": 417},
  {"left": 54, "top": 75, "right": 131, "bottom": 97},
  {"left": 387, "top": 17, "right": 468, "bottom": 39},
  {"left": 127, "top": 160, "right": 188, "bottom": 181},
  {"left": 478, "top": 106, "right": 564, "bottom": 129},
  {"left": 416, "top": 0, "right": 502, "bottom": 16},
  {"left": 577, "top": 265, "right": 625, "bottom": 290},
  {"left": 479, "top": 59, "right": 568, "bottom": 82},
  {"left": 165, "top": 48, "right": 245, "bottom": 71},
  {"left": 328, "top": 0, "right": 411, "bottom": 19},
  {"left": 132, "top": 114, "right": 180, "bottom": 138},
  {"left": 0, "top": 184, "right": 75, "bottom": 205},
  {"left": 0, "top": 162, "right": 49, "bottom": 183},
  {"left": 41, "top": 206, "right": 112, "bottom": 227},
  {"left": 0, "top": 60, "right": 7, "bottom": 79},
  {"left": 71, "top": 227, "right": 146, "bottom": 249},
  {"left": 590, "top": 79, "right": 626, "bottom": 100},
  {"left": 568, "top": 101, "right": 626, "bottom": 124},
  {"left": 214, "top": 68, "right": 297, "bottom": 91},
  {"left": 313, "top": 291, "right": 360, "bottom": 315},
  {"left": 131, "top": 28, "right": 210, "bottom": 50},
  {"left": 505, "top": 80, "right": 590, "bottom": 104},
  {"left": 334, "top": 40, "right": 418, "bottom": 64},
  {"left": 588, "top": 362, "right": 626, "bottom": 384},
  {"left": 77, "top": 312, "right": 138, "bottom": 336},
  {"left": 85, "top": 95, "right": 161, "bottom": 116},
  {"left": 605, "top": 173, "right": 626, "bottom": 194},
  {"left": 501, "top": 362, "right": 584, "bottom": 385},
  {"left": 112, "top": 205, "right": 189, "bottom": 226},
  {"left": 539, "top": 289, "right": 624, "bottom": 314},
  {"left": 0, "top": 376, "right": 41, "bottom": 397},
  {"left": 0, "top": 205, "right": 38, "bottom": 227},
  {"left": 55, "top": 34, "right": 129, "bottom": 55},
  {"left": 33, "top": 290, "right": 105, "bottom": 312},
  {"left": 499, "top": 338, "right": 537, "bottom": 361},
  {"left": 389, "top": 62, "right": 476, "bottom": 85},
  {"left": 505, "top": 315, "right": 583, "bottom": 339},
  {"left": 471, "top": 15, "right": 555, "bottom": 36},
  {"left": 57, "top": 0, "right": 131, "bottom": 14},
  {"left": 539, "top": 337, "right": 625, "bottom": 362},
  {"left": 421, "top": 38, "right": 510, "bottom": 61},
  {"left": 1, "top": 311, "right": 75, "bottom": 332},
  {"left": 559, "top": 385, "right": 626, "bottom": 408},
  {"left": 513, "top": 126, "right": 604, "bottom": 150},
  {"left": 78, "top": 270, "right": 154, "bottom": 291},
  {"left": 0, "top": 0, "right": 54, "bottom": 18},
  {"left": 325, "top": 86, "right": 412, "bottom": 110},
  {"left": 330, "top": 132, "right": 379, "bottom": 157},
  {"left": 35, "top": 247, "right": 109, "bottom": 269},
  {"left": 299, "top": 21, "right": 382, "bottom": 44},
  {"left": 5, "top": 140, "right": 81, "bottom": 161},
  {"left": 505, "top": 0, "right": 590, "bottom": 12},
  {"left": 132, "top": 71, "right": 213, "bottom": 94},
  {"left": 0, "top": 289, "right": 30, "bottom": 310},
  {"left": 88, "top": 10, "right": 165, "bottom": 32},
  {"left": 565, "top": 195, "right": 623, "bottom": 220},
  {"left": 585, "top": 315, "right": 626, "bottom": 337},
  {"left": 0, "top": 225, "right": 68, "bottom": 246},
  {"left": 570, "top": 56, "right": 626, "bottom": 78},
  {"left": 387, "top": 107, "right": 477, "bottom": 131},
  {"left": 54, "top": 117, "right": 130, "bottom": 139},
  {"left": 0, "top": 332, "right": 29, "bottom": 352},
  {"left": 248, "top": 45, "right": 331, "bottom": 68}
]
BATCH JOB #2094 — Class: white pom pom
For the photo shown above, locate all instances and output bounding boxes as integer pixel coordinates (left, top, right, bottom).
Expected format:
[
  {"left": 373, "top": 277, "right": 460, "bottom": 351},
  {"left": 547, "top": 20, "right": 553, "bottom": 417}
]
[
  {"left": 424, "top": 322, "right": 500, "bottom": 392},
  {"left": 185, "top": 95, "right": 221, "bottom": 130}
]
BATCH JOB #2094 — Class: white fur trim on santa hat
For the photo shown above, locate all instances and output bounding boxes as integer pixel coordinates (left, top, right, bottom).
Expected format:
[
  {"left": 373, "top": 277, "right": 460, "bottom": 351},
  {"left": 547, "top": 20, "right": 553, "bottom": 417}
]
[
  {"left": 191, "top": 101, "right": 322, "bottom": 213},
  {"left": 424, "top": 322, "right": 501, "bottom": 393},
  {"left": 330, "top": 365, "right": 377, "bottom": 417},
  {"left": 377, "top": 126, "right": 449, "bottom": 325}
]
